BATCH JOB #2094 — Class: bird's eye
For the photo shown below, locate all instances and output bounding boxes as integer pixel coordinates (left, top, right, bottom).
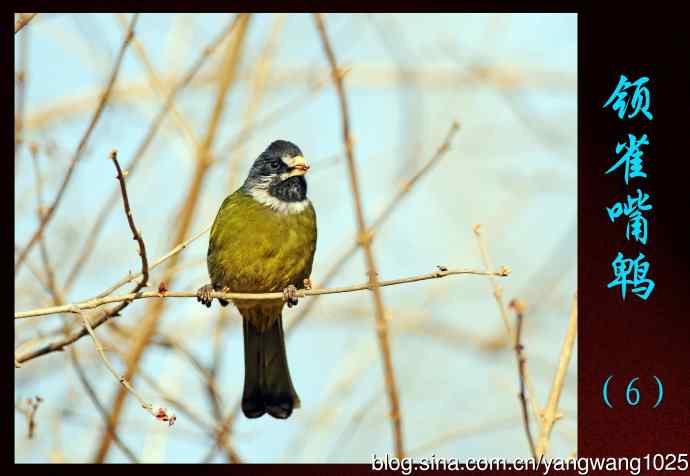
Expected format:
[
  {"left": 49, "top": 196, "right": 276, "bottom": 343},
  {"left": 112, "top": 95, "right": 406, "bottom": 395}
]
[{"left": 270, "top": 160, "right": 281, "bottom": 169}]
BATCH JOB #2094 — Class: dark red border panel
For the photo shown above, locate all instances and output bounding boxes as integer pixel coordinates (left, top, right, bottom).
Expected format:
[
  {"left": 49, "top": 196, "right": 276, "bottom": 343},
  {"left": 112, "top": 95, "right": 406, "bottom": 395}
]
[{"left": 579, "top": 8, "right": 690, "bottom": 460}]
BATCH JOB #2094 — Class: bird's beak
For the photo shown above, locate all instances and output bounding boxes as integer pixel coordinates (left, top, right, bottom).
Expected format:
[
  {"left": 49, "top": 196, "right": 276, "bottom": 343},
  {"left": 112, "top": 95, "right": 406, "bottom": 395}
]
[{"left": 288, "top": 155, "right": 310, "bottom": 176}]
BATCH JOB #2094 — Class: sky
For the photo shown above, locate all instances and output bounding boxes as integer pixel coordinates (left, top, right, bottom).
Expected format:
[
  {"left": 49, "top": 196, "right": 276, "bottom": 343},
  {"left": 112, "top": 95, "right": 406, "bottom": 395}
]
[{"left": 14, "top": 13, "right": 577, "bottom": 463}]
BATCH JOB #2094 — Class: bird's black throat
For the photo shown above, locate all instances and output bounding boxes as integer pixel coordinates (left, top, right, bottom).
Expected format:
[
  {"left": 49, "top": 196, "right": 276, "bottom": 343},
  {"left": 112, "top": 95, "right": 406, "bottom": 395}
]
[{"left": 269, "top": 176, "right": 307, "bottom": 202}]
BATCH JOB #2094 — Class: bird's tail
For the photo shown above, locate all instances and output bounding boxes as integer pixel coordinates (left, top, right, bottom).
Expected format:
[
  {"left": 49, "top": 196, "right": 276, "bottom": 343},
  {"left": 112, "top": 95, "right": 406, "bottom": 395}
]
[{"left": 242, "top": 315, "right": 301, "bottom": 419}]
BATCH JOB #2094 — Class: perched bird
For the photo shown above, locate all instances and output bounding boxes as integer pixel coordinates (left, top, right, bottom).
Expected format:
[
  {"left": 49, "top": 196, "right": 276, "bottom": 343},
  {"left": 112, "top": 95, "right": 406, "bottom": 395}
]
[{"left": 197, "top": 140, "right": 317, "bottom": 419}]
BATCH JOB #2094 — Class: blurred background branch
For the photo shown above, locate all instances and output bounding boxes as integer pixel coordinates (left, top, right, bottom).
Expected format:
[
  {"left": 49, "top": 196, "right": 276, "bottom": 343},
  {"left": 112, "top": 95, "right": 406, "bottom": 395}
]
[{"left": 15, "top": 13, "right": 38, "bottom": 34}]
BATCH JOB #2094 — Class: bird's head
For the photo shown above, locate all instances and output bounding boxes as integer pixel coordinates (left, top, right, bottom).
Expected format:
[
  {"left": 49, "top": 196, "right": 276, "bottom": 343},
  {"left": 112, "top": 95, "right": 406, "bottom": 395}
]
[{"left": 242, "top": 140, "right": 311, "bottom": 211}]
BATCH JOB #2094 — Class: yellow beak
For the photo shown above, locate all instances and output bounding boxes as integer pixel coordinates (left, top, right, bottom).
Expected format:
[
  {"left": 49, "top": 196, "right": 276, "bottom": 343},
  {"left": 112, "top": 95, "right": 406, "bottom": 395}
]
[{"left": 288, "top": 155, "right": 310, "bottom": 176}]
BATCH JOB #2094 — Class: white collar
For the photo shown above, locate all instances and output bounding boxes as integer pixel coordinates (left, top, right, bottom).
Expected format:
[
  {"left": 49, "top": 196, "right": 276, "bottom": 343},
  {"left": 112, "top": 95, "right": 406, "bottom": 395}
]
[{"left": 248, "top": 187, "right": 310, "bottom": 215}]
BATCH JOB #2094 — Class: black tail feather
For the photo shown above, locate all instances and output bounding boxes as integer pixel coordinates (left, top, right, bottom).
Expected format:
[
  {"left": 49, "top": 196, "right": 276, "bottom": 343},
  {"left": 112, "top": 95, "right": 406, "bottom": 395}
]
[{"left": 242, "top": 317, "right": 300, "bottom": 419}]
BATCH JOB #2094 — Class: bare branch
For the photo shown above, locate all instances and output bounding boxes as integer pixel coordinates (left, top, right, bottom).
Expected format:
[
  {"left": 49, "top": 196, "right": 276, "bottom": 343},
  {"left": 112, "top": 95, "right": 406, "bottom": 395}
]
[
  {"left": 16, "top": 266, "right": 509, "bottom": 320},
  {"left": 313, "top": 12, "right": 404, "bottom": 458},
  {"left": 15, "top": 13, "right": 38, "bottom": 34},
  {"left": 30, "top": 144, "right": 60, "bottom": 304},
  {"left": 509, "top": 299, "right": 537, "bottom": 459},
  {"left": 68, "top": 346, "right": 140, "bottom": 463},
  {"left": 15, "top": 395, "right": 43, "bottom": 438},
  {"left": 134, "top": 367, "right": 242, "bottom": 463},
  {"left": 72, "top": 305, "right": 175, "bottom": 425},
  {"left": 535, "top": 292, "right": 578, "bottom": 458},
  {"left": 473, "top": 224, "right": 543, "bottom": 431},
  {"left": 109, "top": 150, "right": 149, "bottom": 293},
  {"left": 96, "top": 225, "right": 211, "bottom": 301},
  {"left": 15, "top": 27, "right": 29, "bottom": 168}
]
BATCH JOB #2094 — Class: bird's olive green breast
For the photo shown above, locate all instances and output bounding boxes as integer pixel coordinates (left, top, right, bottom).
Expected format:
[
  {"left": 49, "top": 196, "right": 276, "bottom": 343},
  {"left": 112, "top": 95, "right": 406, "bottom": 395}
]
[{"left": 207, "top": 191, "right": 317, "bottom": 296}]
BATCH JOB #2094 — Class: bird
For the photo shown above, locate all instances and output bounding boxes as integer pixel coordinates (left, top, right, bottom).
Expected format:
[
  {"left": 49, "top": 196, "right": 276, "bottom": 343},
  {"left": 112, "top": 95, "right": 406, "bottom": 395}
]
[{"left": 197, "top": 140, "right": 317, "bottom": 420}]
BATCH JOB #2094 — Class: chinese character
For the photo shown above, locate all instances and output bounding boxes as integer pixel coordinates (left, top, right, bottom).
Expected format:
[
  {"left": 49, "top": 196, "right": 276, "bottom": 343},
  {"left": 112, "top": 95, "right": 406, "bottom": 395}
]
[
  {"left": 603, "top": 75, "right": 653, "bottom": 120},
  {"left": 605, "top": 133, "right": 649, "bottom": 184},
  {"left": 608, "top": 252, "right": 655, "bottom": 300},
  {"left": 606, "top": 189, "right": 653, "bottom": 244}
]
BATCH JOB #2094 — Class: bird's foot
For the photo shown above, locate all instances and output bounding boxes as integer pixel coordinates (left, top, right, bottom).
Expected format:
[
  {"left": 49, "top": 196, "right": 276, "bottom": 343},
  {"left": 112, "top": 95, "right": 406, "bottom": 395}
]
[
  {"left": 303, "top": 278, "right": 312, "bottom": 290},
  {"left": 196, "top": 284, "right": 215, "bottom": 308},
  {"left": 283, "top": 284, "right": 299, "bottom": 308},
  {"left": 218, "top": 287, "right": 230, "bottom": 307}
]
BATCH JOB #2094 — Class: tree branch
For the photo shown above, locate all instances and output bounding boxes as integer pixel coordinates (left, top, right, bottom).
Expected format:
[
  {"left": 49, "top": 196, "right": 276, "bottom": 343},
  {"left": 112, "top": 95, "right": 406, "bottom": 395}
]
[
  {"left": 509, "top": 299, "right": 537, "bottom": 459},
  {"left": 16, "top": 267, "right": 509, "bottom": 320},
  {"left": 72, "top": 305, "right": 175, "bottom": 425},
  {"left": 15, "top": 13, "right": 38, "bottom": 34},
  {"left": 68, "top": 346, "right": 141, "bottom": 463},
  {"left": 15, "top": 395, "right": 43, "bottom": 439},
  {"left": 313, "top": 12, "right": 404, "bottom": 458},
  {"left": 110, "top": 150, "right": 149, "bottom": 292},
  {"left": 473, "top": 224, "right": 544, "bottom": 431},
  {"left": 535, "top": 292, "right": 577, "bottom": 458}
]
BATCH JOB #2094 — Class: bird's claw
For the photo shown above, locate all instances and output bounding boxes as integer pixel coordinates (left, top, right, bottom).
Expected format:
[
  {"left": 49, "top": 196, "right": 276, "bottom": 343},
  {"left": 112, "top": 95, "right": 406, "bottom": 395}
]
[
  {"left": 218, "top": 287, "right": 230, "bottom": 307},
  {"left": 283, "top": 284, "right": 299, "bottom": 308},
  {"left": 196, "top": 284, "right": 215, "bottom": 308}
]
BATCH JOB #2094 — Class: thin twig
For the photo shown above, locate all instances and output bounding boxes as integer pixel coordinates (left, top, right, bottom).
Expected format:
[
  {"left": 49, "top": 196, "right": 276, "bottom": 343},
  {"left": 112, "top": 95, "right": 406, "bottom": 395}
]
[
  {"left": 473, "top": 224, "right": 543, "bottom": 431},
  {"left": 135, "top": 368, "right": 242, "bottom": 463},
  {"left": 110, "top": 150, "right": 149, "bottom": 292},
  {"left": 15, "top": 13, "right": 38, "bottom": 34},
  {"left": 535, "top": 292, "right": 578, "bottom": 458},
  {"left": 118, "top": 324, "right": 227, "bottom": 428},
  {"left": 16, "top": 267, "right": 509, "bottom": 320},
  {"left": 15, "top": 27, "right": 29, "bottom": 169},
  {"left": 314, "top": 12, "right": 404, "bottom": 458},
  {"left": 72, "top": 305, "right": 174, "bottom": 425},
  {"left": 30, "top": 144, "right": 60, "bottom": 304},
  {"left": 14, "top": 13, "right": 138, "bottom": 272},
  {"left": 509, "top": 299, "right": 537, "bottom": 459},
  {"left": 68, "top": 346, "right": 140, "bottom": 463},
  {"left": 96, "top": 225, "right": 211, "bottom": 300},
  {"left": 473, "top": 224, "right": 512, "bottom": 334},
  {"left": 15, "top": 396, "right": 43, "bottom": 438}
]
